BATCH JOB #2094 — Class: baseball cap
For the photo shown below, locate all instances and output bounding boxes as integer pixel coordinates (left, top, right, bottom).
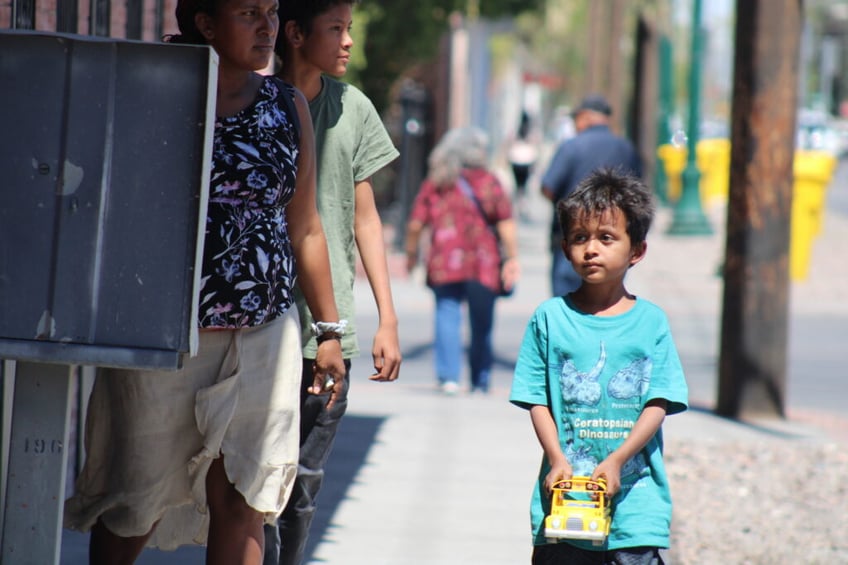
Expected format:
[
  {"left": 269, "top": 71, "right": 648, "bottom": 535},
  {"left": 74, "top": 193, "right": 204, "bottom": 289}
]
[{"left": 571, "top": 94, "right": 612, "bottom": 117}]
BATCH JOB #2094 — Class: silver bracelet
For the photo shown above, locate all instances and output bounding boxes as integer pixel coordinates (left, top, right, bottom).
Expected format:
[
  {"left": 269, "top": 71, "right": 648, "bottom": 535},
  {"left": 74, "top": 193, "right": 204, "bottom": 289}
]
[{"left": 311, "top": 319, "right": 348, "bottom": 337}]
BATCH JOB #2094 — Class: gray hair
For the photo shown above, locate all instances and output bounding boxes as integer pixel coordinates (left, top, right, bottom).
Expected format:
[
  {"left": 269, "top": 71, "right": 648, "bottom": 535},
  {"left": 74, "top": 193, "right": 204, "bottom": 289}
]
[{"left": 426, "top": 127, "right": 490, "bottom": 187}]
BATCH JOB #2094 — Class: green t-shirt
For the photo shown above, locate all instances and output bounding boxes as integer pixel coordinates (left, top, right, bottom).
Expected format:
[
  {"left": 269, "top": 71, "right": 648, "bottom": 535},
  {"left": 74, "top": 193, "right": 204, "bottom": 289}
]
[
  {"left": 510, "top": 296, "right": 688, "bottom": 550},
  {"left": 295, "top": 76, "right": 399, "bottom": 358}
]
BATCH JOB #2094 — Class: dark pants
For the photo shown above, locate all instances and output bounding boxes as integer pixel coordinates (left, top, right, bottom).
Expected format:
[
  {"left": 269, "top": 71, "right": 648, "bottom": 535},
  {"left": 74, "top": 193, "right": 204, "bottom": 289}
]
[
  {"left": 511, "top": 163, "right": 532, "bottom": 194},
  {"left": 263, "top": 358, "right": 351, "bottom": 565},
  {"left": 532, "top": 543, "right": 665, "bottom": 565}
]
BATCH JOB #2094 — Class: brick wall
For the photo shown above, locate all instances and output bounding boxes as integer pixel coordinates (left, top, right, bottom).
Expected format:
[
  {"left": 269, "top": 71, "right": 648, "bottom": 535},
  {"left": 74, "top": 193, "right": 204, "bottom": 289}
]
[{"left": 0, "top": 0, "right": 177, "bottom": 40}]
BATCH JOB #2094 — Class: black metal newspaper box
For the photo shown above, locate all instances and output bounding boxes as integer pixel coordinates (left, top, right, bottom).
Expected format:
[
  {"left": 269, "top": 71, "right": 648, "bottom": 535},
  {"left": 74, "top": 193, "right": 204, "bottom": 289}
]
[{"left": 0, "top": 30, "right": 217, "bottom": 563}]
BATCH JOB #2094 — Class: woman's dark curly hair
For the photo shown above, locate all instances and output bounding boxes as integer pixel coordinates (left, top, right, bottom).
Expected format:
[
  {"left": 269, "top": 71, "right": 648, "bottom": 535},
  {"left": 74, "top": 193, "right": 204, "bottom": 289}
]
[
  {"left": 164, "top": 0, "right": 220, "bottom": 45},
  {"left": 556, "top": 168, "right": 655, "bottom": 245}
]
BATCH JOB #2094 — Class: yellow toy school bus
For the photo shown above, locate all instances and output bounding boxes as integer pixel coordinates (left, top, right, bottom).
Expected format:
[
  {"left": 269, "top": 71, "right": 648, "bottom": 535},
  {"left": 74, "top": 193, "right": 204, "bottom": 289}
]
[{"left": 544, "top": 476, "right": 611, "bottom": 545}]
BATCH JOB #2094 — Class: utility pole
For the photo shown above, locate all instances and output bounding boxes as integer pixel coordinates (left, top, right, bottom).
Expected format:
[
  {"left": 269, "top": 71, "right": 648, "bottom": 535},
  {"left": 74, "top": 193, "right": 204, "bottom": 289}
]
[
  {"left": 585, "top": 0, "right": 627, "bottom": 134},
  {"left": 586, "top": 1, "right": 606, "bottom": 96},
  {"left": 717, "top": 0, "right": 802, "bottom": 419}
]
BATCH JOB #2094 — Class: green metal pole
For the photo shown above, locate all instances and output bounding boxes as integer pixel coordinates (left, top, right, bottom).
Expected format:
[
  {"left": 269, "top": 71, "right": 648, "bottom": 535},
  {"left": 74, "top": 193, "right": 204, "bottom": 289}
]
[
  {"left": 655, "top": 34, "right": 673, "bottom": 206},
  {"left": 667, "top": 0, "right": 713, "bottom": 235}
]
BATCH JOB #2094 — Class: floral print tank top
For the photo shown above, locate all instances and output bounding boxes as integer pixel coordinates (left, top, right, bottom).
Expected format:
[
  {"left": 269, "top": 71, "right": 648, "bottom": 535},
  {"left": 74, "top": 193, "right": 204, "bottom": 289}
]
[{"left": 198, "top": 77, "right": 300, "bottom": 328}]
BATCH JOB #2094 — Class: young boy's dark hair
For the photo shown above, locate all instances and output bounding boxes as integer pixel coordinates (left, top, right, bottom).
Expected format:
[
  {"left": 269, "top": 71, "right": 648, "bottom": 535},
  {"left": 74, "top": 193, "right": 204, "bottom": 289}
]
[{"left": 556, "top": 168, "right": 655, "bottom": 247}]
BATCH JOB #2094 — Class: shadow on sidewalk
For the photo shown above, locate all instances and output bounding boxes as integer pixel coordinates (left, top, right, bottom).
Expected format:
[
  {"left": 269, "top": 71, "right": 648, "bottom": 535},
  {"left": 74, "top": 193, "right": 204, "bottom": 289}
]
[{"left": 303, "top": 414, "right": 385, "bottom": 563}]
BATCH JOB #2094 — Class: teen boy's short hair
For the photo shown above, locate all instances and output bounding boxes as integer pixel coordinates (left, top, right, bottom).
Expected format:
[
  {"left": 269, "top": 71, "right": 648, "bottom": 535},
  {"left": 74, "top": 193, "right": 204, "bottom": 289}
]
[
  {"left": 275, "top": 0, "right": 358, "bottom": 59},
  {"left": 556, "top": 168, "right": 655, "bottom": 245},
  {"left": 278, "top": 0, "right": 357, "bottom": 35}
]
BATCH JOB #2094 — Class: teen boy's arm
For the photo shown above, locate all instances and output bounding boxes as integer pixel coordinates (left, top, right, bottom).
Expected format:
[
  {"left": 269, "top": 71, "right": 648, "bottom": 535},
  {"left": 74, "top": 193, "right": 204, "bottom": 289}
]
[
  {"left": 591, "top": 398, "right": 667, "bottom": 497},
  {"left": 354, "top": 177, "right": 401, "bottom": 382}
]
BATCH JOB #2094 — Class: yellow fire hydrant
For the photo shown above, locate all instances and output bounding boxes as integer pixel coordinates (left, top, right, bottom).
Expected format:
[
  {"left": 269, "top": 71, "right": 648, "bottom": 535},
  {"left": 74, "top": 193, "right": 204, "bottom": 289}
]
[{"left": 791, "top": 150, "right": 837, "bottom": 281}]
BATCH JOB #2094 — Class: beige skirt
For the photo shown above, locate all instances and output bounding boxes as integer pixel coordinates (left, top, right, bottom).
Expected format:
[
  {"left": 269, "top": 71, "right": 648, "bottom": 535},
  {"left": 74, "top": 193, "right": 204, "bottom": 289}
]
[{"left": 64, "top": 309, "right": 302, "bottom": 550}]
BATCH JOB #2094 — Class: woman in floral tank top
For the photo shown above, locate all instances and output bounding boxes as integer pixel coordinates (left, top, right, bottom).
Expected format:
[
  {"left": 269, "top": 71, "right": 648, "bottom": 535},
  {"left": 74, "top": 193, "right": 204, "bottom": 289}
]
[{"left": 64, "top": 1, "right": 345, "bottom": 562}]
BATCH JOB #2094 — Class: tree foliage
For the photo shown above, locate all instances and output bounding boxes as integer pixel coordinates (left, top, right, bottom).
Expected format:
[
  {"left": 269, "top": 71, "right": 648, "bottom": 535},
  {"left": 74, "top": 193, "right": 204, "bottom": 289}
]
[{"left": 350, "top": 0, "right": 545, "bottom": 112}]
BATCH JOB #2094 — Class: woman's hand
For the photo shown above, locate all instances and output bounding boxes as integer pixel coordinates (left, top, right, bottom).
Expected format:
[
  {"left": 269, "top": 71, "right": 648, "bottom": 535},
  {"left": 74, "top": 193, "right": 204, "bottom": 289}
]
[
  {"left": 500, "top": 257, "right": 520, "bottom": 293},
  {"left": 311, "top": 339, "right": 346, "bottom": 408}
]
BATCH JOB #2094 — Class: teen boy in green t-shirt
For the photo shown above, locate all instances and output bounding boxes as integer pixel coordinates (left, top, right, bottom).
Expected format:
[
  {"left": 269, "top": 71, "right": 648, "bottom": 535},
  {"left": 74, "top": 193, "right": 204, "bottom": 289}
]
[{"left": 264, "top": 2, "right": 401, "bottom": 564}]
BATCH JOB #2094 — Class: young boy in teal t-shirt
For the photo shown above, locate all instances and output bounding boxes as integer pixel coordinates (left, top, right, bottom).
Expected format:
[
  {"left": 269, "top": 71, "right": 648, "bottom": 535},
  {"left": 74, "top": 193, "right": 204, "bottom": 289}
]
[{"left": 510, "top": 169, "right": 688, "bottom": 564}]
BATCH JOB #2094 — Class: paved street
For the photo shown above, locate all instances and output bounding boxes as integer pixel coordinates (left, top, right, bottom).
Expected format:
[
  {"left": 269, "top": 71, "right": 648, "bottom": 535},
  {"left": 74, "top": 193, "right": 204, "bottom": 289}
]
[{"left": 60, "top": 159, "right": 848, "bottom": 564}]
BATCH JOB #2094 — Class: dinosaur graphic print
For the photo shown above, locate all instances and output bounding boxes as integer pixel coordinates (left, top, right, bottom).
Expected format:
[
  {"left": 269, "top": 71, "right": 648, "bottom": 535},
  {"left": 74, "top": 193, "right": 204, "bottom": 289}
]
[
  {"left": 559, "top": 342, "right": 606, "bottom": 406},
  {"left": 565, "top": 443, "right": 600, "bottom": 476},
  {"left": 607, "top": 357, "right": 652, "bottom": 400}
]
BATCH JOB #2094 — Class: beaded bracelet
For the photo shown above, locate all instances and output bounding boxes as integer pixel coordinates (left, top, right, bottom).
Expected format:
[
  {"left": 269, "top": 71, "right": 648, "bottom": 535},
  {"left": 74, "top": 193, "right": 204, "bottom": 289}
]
[{"left": 311, "top": 320, "right": 348, "bottom": 337}]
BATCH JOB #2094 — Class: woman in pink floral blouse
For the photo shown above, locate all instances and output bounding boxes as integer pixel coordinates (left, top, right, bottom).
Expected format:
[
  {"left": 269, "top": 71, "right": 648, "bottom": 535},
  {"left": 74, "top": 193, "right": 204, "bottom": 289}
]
[{"left": 405, "top": 127, "right": 520, "bottom": 394}]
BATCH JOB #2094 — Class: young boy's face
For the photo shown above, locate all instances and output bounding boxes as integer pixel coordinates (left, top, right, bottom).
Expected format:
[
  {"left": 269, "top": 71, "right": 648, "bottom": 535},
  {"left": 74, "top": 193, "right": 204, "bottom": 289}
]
[
  {"left": 561, "top": 207, "right": 646, "bottom": 285},
  {"left": 300, "top": 3, "right": 354, "bottom": 77}
]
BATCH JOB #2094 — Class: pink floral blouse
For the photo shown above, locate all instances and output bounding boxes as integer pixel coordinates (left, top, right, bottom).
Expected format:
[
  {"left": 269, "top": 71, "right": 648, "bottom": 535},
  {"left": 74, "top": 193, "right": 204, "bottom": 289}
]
[{"left": 409, "top": 167, "right": 512, "bottom": 293}]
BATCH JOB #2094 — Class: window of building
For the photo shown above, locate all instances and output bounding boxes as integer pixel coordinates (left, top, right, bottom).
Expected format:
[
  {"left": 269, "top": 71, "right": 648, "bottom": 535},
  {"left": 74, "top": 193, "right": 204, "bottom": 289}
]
[
  {"left": 57, "top": 0, "right": 79, "bottom": 33},
  {"left": 90, "top": 0, "right": 109, "bottom": 36},
  {"left": 13, "top": 0, "right": 36, "bottom": 29},
  {"left": 126, "top": 0, "right": 142, "bottom": 39},
  {"left": 155, "top": 0, "right": 165, "bottom": 41}
]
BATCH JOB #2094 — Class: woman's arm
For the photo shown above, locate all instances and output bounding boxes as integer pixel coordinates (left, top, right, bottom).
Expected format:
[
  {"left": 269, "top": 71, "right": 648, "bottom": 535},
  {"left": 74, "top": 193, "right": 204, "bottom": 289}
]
[
  {"left": 404, "top": 218, "right": 425, "bottom": 274},
  {"left": 286, "top": 88, "right": 345, "bottom": 404},
  {"left": 495, "top": 217, "right": 520, "bottom": 292}
]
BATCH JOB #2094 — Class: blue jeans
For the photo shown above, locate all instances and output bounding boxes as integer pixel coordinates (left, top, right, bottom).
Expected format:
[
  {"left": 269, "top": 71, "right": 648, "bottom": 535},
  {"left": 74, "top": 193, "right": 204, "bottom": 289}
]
[
  {"left": 432, "top": 280, "right": 497, "bottom": 391},
  {"left": 551, "top": 248, "right": 582, "bottom": 297},
  {"left": 263, "top": 359, "right": 351, "bottom": 565}
]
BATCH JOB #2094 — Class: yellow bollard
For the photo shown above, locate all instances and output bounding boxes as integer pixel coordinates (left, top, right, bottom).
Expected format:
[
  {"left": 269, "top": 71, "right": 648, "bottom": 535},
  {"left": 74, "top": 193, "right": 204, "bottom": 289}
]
[
  {"left": 790, "top": 150, "right": 837, "bottom": 281},
  {"left": 696, "top": 138, "right": 731, "bottom": 206},
  {"left": 657, "top": 140, "right": 730, "bottom": 207},
  {"left": 657, "top": 144, "right": 686, "bottom": 202}
]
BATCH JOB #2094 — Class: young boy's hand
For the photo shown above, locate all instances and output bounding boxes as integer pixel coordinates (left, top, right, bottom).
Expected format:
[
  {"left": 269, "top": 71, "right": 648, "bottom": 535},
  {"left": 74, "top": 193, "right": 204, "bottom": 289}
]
[
  {"left": 544, "top": 457, "right": 573, "bottom": 494},
  {"left": 591, "top": 460, "right": 622, "bottom": 498}
]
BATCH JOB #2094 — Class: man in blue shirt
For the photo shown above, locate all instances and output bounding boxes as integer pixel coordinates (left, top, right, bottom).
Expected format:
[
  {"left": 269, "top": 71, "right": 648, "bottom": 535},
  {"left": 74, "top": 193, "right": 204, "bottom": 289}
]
[{"left": 541, "top": 94, "right": 642, "bottom": 296}]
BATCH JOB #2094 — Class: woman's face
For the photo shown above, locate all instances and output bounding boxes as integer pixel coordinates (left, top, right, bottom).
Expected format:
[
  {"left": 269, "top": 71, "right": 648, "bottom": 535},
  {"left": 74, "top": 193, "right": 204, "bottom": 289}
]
[{"left": 200, "top": 0, "right": 279, "bottom": 71}]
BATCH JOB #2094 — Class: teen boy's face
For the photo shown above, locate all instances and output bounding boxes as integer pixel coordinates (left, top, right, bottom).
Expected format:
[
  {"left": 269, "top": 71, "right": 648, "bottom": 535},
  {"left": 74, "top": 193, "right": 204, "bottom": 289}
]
[
  {"left": 562, "top": 208, "right": 646, "bottom": 285},
  {"left": 301, "top": 3, "right": 354, "bottom": 77}
]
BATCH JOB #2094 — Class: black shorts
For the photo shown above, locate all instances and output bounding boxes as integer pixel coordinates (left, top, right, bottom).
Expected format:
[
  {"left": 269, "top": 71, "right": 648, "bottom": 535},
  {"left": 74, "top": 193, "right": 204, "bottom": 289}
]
[{"left": 532, "top": 543, "right": 665, "bottom": 565}]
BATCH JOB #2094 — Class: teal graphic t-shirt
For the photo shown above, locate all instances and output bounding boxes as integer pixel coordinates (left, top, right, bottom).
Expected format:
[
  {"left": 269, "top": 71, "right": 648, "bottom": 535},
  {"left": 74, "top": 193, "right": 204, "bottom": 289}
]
[{"left": 510, "top": 296, "right": 688, "bottom": 550}]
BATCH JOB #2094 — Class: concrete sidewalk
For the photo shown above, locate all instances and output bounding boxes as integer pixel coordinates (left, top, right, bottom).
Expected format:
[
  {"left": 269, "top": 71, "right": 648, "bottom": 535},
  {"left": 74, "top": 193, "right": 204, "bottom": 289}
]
[
  {"left": 299, "top": 165, "right": 848, "bottom": 564},
  {"left": 60, "top": 161, "right": 848, "bottom": 564}
]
